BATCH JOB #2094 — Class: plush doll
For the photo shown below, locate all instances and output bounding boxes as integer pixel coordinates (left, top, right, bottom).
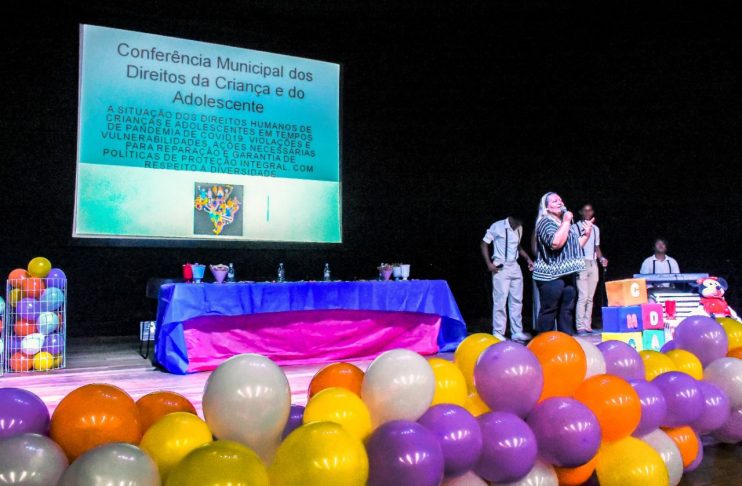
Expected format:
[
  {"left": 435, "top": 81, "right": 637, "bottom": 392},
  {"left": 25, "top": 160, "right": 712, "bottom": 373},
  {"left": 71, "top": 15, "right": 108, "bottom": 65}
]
[{"left": 696, "top": 276, "right": 739, "bottom": 319}]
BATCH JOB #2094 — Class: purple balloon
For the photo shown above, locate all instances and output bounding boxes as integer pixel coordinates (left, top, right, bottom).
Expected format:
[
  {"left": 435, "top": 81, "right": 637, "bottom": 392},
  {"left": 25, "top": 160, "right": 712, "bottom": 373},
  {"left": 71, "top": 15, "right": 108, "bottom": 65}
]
[
  {"left": 367, "top": 420, "right": 444, "bottom": 486},
  {"left": 45, "top": 268, "right": 67, "bottom": 288},
  {"left": 653, "top": 371, "right": 704, "bottom": 427},
  {"left": 684, "top": 432, "right": 704, "bottom": 473},
  {"left": 16, "top": 298, "right": 40, "bottom": 321},
  {"left": 526, "top": 397, "right": 600, "bottom": 467},
  {"left": 7, "top": 336, "right": 24, "bottom": 353},
  {"left": 0, "top": 388, "right": 50, "bottom": 438},
  {"left": 418, "top": 404, "right": 483, "bottom": 477},
  {"left": 673, "top": 316, "right": 728, "bottom": 367},
  {"left": 474, "top": 412, "right": 537, "bottom": 483},
  {"left": 474, "top": 341, "right": 543, "bottom": 418},
  {"left": 41, "top": 333, "right": 65, "bottom": 356},
  {"left": 712, "top": 406, "right": 742, "bottom": 444},
  {"left": 690, "top": 381, "right": 731, "bottom": 434},
  {"left": 660, "top": 340, "right": 677, "bottom": 353},
  {"left": 629, "top": 379, "right": 668, "bottom": 436},
  {"left": 282, "top": 405, "right": 304, "bottom": 440},
  {"left": 597, "top": 340, "right": 645, "bottom": 381}
]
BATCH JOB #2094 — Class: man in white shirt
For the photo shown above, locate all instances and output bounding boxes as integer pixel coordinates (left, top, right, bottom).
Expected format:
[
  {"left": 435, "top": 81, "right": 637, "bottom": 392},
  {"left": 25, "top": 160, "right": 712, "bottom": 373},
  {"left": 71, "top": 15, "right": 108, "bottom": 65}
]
[
  {"left": 576, "top": 204, "right": 608, "bottom": 335},
  {"left": 480, "top": 216, "right": 535, "bottom": 341},
  {"left": 640, "top": 238, "right": 680, "bottom": 286}
]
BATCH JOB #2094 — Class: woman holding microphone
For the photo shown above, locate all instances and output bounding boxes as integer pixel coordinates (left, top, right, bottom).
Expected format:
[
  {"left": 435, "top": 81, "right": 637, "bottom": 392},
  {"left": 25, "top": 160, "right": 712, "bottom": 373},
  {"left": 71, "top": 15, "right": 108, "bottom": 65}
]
[{"left": 532, "top": 192, "right": 594, "bottom": 335}]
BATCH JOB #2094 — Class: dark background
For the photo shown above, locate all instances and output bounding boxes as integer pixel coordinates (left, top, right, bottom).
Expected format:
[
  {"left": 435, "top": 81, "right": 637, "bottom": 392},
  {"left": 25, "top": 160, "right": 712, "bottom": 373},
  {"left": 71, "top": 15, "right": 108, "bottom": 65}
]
[{"left": 1, "top": 0, "right": 740, "bottom": 337}]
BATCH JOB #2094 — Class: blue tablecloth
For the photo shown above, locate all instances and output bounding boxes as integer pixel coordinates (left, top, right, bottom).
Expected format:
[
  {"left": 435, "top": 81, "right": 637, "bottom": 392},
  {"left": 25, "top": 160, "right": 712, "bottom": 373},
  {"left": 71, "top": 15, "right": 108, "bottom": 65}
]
[{"left": 155, "top": 280, "right": 467, "bottom": 369}]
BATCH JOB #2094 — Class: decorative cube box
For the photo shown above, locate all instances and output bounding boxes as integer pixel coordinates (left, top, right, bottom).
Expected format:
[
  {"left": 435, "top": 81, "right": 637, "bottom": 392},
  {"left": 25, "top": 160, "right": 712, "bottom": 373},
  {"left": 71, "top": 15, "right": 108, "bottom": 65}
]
[
  {"left": 602, "top": 332, "right": 643, "bottom": 352},
  {"left": 641, "top": 303, "right": 664, "bottom": 330},
  {"left": 642, "top": 330, "right": 666, "bottom": 352},
  {"left": 605, "top": 278, "right": 648, "bottom": 307},
  {"left": 602, "top": 306, "right": 643, "bottom": 332}
]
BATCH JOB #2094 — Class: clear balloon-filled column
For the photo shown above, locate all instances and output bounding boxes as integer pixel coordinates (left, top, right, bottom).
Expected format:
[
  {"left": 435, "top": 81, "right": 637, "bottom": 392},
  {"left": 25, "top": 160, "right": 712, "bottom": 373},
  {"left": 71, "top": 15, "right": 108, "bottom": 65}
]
[{"left": 3, "top": 257, "right": 67, "bottom": 373}]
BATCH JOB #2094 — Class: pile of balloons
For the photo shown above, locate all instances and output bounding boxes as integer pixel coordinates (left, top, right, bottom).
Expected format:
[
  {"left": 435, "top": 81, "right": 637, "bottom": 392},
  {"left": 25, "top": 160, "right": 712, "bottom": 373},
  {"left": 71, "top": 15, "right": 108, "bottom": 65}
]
[
  {"left": 1, "top": 314, "right": 742, "bottom": 485},
  {"left": 3, "top": 256, "right": 67, "bottom": 372}
]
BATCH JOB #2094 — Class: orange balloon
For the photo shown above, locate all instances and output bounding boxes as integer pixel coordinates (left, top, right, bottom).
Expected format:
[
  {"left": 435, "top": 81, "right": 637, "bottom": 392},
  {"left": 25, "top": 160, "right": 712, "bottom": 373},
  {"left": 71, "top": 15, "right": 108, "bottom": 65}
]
[
  {"left": 528, "top": 331, "right": 587, "bottom": 400},
  {"left": 728, "top": 347, "right": 742, "bottom": 359},
  {"left": 574, "top": 374, "right": 641, "bottom": 441},
  {"left": 9, "top": 352, "right": 34, "bottom": 372},
  {"left": 20, "top": 277, "right": 45, "bottom": 299},
  {"left": 137, "top": 391, "right": 198, "bottom": 433},
  {"left": 14, "top": 318, "right": 37, "bottom": 337},
  {"left": 8, "top": 268, "right": 30, "bottom": 286},
  {"left": 50, "top": 384, "right": 142, "bottom": 461},
  {"left": 663, "top": 426, "right": 699, "bottom": 468},
  {"left": 308, "top": 362, "right": 364, "bottom": 399},
  {"left": 555, "top": 455, "right": 597, "bottom": 486}
]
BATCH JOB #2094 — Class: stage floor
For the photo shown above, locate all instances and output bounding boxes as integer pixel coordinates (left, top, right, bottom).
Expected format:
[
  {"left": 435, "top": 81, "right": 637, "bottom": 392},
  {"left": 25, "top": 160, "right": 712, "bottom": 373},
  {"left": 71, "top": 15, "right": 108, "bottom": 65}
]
[
  {"left": 0, "top": 336, "right": 739, "bottom": 485},
  {"left": 0, "top": 336, "right": 377, "bottom": 414}
]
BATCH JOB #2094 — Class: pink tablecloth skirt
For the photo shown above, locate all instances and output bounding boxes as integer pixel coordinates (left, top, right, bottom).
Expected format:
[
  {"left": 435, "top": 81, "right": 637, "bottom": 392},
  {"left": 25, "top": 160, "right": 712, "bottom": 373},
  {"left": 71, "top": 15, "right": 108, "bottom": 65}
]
[{"left": 182, "top": 309, "right": 441, "bottom": 373}]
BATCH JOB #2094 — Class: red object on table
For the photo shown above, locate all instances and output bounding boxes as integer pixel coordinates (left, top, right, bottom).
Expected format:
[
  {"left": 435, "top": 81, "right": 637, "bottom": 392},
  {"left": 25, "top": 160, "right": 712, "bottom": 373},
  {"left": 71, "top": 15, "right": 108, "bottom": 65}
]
[
  {"left": 665, "top": 300, "right": 677, "bottom": 320},
  {"left": 182, "top": 264, "right": 193, "bottom": 282}
]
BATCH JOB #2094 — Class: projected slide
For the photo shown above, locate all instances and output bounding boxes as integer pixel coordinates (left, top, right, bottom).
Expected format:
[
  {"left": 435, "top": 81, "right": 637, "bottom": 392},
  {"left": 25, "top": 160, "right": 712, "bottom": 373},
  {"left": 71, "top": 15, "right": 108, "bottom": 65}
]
[{"left": 74, "top": 25, "right": 341, "bottom": 243}]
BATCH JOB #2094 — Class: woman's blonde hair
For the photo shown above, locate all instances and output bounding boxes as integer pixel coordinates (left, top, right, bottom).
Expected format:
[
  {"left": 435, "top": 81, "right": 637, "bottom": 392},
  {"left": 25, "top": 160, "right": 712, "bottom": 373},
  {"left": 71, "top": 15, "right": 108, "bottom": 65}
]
[{"left": 535, "top": 192, "right": 556, "bottom": 228}]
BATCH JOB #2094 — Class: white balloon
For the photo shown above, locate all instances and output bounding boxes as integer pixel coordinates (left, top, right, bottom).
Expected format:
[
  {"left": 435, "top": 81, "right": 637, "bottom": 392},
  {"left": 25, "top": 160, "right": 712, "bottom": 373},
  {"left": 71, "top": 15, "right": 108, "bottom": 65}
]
[
  {"left": 20, "top": 333, "right": 45, "bottom": 355},
  {"left": 640, "top": 429, "right": 683, "bottom": 486},
  {"left": 361, "top": 349, "right": 435, "bottom": 426},
  {"left": 58, "top": 443, "right": 159, "bottom": 486},
  {"left": 0, "top": 434, "right": 68, "bottom": 485},
  {"left": 493, "top": 459, "right": 558, "bottom": 486},
  {"left": 442, "top": 470, "right": 489, "bottom": 486},
  {"left": 704, "top": 357, "right": 742, "bottom": 409},
  {"left": 575, "top": 337, "right": 606, "bottom": 379},
  {"left": 202, "top": 353, "right": 290, "bottom": 462}
]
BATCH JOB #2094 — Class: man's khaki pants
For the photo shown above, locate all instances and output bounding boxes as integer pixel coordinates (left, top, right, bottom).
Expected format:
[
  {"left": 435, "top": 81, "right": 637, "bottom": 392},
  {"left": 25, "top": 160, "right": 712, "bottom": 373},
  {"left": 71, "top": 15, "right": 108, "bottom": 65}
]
[
  {"left": 492, "top": 262, "right": 524, "bottom": 337},
  {"left": 576, "top": 259, "right": 599, "bottom": 330}
]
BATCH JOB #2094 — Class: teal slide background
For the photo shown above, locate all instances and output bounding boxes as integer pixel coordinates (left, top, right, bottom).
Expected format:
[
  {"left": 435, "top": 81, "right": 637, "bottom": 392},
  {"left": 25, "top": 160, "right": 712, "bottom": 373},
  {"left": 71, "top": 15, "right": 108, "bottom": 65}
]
[{"left": 75, "top": 24, "right": 341, "bottom": 243}]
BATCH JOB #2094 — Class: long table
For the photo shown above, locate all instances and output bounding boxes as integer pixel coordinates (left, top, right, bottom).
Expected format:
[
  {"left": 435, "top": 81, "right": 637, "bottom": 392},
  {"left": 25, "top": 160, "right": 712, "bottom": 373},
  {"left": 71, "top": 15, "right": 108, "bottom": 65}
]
[{"left": 154, "top": 280, "right": 467, "bottom": 374}]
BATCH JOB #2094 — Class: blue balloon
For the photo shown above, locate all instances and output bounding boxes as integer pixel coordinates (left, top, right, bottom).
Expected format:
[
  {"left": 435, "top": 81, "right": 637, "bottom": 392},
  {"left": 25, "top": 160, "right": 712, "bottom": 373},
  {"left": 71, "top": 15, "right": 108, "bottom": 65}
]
[
  {"left": 39, "top": 287, "right": 64, "bottom": 312},
  {"left": 36, "top": 312, "right": 59, "bottom": 335}
]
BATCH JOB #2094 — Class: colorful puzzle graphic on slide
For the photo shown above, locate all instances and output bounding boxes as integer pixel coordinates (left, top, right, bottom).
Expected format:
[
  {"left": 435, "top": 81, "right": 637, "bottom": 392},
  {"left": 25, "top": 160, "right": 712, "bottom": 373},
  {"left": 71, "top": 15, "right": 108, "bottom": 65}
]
[{"left": 194, "top": 183, "right": 243, "bottom": 236}]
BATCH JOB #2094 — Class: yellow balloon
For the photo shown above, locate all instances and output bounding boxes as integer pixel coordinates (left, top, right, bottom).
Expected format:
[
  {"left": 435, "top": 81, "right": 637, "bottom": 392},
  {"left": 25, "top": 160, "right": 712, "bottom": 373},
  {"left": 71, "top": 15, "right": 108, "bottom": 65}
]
[
  {"left": 428, "top": 358, "right": 468, "bottom": 406},
  {"left": 166, "top": 440, "right": 269, "bottom": 486},
  {"left": 269, "top": 422, "right": 368, "bottom": 486},
  {"left": 640, "top": 350, "right": 677, "bottom": 381},
  {"left": 596, "top": 436, "right": 669, "bottom": 486},
  {"left": 463, "top": 391, "right": 491, "bottom": 417},
  {"left": 717, "top": 317, "right": 742, "bottom": 351},
  {"left": 27, "top": 257, "right": 52, "bottom": 278},
  {"left": 33, "top": 351, "right": 55, "bottom": 371},
  {"left": 140, "top": 412, "right": 213, "bottom": 481},
  {"left": 303, "top": 387, "right": 372, "bottom": 440},
  {"left": 454, "top": 333, "right": 500, "bottom": 391},
  {"left": 8, "top": 289, "right": 22, "bottom": 307},
  {"left": 666, "top": 349, "right": 703, "bottom": 380}
]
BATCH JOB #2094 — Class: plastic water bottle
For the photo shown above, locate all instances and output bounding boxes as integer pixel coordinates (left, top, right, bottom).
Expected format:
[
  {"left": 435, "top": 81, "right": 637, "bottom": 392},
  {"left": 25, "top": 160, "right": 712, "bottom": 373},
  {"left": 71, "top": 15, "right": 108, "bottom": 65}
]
[
  {"left": 227, "top": 263, "right": 235, "bottom": 282},
  {"left": 323, "top": 263, "right": 331, "bottom": 281},
  {"left": 277, "top": 262, "right": 285, "bottom": 282}
]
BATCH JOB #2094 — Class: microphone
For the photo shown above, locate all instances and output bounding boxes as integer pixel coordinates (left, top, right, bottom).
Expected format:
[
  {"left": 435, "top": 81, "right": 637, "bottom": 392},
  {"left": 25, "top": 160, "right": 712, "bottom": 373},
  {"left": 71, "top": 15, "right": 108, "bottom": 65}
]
[{"left": 561, "top": 206, "right": 575, "bottom": 224}]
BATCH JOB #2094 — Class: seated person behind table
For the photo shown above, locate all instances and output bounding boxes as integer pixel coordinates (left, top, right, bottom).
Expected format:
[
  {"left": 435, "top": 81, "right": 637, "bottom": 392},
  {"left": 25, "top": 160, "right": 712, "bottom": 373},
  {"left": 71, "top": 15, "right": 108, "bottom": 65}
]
[{"left": 640, "top": 237, "right": 680, "bottom": 287}]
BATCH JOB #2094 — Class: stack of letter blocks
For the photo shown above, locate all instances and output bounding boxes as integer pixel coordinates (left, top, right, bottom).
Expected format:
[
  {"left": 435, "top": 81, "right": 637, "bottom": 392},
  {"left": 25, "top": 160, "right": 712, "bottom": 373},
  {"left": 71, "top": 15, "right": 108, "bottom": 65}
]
[{"left": 601, "top": 278, "right": 666, "bottom": 351}]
